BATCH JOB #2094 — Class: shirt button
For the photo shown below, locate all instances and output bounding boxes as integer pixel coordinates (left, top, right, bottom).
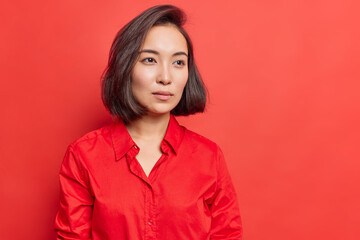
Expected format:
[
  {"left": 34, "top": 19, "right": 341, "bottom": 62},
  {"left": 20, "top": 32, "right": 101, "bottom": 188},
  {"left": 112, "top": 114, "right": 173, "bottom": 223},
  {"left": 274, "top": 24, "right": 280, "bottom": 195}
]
[
  {"left": 148, "top": 221, "right": 152, "bottom": 225},
  {"left": 134, "top": 145, "right": 138, "bottom": 149}
]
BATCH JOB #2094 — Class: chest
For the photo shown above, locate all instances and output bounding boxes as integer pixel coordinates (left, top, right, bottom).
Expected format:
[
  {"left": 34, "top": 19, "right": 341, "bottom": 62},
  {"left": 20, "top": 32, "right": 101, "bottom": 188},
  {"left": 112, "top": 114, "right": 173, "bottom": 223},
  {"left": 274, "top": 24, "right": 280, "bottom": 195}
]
[
  {"left": 86, "top": 145, "right": 218, "bottom": 237},
  {"left": 136, "top": 149, "right": 162, "bottom": 177},
  {"left": 135, "top": 142, "right": 163, "bottom": 177}
]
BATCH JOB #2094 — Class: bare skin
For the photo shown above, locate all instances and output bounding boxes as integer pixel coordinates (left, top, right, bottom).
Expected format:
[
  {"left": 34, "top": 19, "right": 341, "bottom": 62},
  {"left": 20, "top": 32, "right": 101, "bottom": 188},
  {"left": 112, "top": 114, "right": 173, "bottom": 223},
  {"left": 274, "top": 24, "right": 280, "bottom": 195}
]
[
  {"left": 126, "top": 114, "right": 170, "bottom": 176},
  {"left": 125, "top": 25, "right": 188, "bottom": 177}
]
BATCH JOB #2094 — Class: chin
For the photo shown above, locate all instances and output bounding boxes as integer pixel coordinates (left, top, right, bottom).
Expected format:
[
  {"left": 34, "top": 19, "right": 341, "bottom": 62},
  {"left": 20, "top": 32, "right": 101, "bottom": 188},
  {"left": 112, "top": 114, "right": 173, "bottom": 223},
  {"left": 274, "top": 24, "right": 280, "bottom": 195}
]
[
  {"left": 147, "top": 110, "right": 172, "bottom": 116},
  {"left": 146, "top": 107, "right": 174, "bottom": 116},
  {"left": 146, "top": 103, "right": 178, "bottom": 115}
]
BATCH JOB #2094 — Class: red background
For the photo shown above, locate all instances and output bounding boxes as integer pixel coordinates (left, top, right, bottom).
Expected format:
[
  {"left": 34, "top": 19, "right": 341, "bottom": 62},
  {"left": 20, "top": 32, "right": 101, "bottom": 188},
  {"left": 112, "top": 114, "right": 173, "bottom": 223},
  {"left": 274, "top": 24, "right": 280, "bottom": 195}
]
[{"left": 1, "top": 0, "right": 359, "bottom": 239}]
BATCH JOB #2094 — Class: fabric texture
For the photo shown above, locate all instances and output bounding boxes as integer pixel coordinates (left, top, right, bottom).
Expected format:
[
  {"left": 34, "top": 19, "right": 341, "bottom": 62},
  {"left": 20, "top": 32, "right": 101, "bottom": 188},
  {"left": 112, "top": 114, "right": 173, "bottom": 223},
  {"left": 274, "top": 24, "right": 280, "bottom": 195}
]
[{"left": 54, "top": 115, "right": 242, "bottom": 239}]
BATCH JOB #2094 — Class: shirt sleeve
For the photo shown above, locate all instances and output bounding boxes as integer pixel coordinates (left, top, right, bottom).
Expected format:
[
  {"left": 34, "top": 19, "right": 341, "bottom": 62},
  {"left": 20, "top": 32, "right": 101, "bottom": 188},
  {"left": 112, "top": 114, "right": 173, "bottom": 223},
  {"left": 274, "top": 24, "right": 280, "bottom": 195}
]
[
  {"left": 54, "top": 145, "right": 94, "bottom": 240},
  {"left": 208, "top": 146, "right": 243, "bottom": 239}
]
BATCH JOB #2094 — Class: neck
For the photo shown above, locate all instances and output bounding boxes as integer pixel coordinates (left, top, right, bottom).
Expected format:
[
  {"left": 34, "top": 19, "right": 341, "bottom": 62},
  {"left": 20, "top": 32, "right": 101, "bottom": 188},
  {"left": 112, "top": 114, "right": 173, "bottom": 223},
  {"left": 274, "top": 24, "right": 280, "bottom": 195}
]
[{"left": 126, "top": 113, "right": 171, "bottom": 140}]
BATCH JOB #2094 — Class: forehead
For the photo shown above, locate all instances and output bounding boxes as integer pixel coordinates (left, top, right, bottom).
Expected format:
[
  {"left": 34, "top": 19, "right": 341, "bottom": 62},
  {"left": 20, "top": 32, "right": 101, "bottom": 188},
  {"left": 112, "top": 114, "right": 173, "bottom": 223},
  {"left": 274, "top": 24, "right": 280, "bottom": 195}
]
[{"left": 141, "top": 25, "right": 188, "bottom": 53}]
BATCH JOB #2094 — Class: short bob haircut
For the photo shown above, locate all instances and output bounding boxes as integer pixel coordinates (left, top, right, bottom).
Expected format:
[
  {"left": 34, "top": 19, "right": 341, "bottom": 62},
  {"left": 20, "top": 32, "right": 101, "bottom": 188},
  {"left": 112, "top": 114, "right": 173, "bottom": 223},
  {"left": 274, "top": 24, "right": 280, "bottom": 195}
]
[{"left": 101, "top": 5, "right": 207, "bottom": 123}]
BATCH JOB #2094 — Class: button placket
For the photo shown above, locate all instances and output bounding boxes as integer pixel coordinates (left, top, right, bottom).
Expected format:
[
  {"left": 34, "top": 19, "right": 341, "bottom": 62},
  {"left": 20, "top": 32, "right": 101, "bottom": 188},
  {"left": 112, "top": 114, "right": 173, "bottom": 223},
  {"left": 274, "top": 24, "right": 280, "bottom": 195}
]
[{"left": 144, "top": 185, "right": 156, "bottom": 239}]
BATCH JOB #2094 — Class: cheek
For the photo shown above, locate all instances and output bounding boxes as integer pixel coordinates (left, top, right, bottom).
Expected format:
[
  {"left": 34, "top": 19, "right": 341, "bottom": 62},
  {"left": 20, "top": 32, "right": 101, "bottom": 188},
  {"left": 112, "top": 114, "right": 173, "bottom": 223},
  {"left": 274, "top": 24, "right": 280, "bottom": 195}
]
[
  {"left": 131, "top": 68, "right": 153, "bottom": 91},
  {"left": 178, "top": 72, "right": 189, "bottom": 92}
]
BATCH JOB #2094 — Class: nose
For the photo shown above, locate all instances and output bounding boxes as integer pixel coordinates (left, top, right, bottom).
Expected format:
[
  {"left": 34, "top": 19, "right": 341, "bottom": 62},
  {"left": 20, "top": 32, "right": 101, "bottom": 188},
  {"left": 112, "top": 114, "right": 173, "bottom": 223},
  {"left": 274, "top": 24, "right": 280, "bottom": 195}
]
[{"left": 156, "top": 64, "right": 172, "bottom": 85}]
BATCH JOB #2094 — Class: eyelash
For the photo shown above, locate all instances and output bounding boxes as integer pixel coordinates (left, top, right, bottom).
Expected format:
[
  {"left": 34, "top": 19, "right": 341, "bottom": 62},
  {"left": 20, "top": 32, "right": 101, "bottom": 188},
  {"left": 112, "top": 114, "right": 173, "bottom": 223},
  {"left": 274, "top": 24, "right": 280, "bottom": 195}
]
[
  {"left": 142, "top": 58, "right": 156, "bottom": 63},
  {"left": 174, "top": 60, "right": 186, "bottom": 66},
  {"left": 141, "top": 58, "right": 186, "bottom": 66}
]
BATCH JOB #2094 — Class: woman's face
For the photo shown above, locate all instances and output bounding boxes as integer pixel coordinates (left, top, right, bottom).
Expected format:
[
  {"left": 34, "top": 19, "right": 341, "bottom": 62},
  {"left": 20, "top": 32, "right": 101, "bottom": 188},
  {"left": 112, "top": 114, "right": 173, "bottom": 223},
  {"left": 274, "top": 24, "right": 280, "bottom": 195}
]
[{"left": 131, "top": 24, "right": 188, "bottom": 116}]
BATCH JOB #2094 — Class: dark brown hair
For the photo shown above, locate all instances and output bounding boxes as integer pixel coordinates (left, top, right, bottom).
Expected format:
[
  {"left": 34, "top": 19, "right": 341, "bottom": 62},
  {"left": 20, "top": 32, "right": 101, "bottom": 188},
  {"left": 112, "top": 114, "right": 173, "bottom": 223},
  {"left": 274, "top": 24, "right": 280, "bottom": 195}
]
[{"left": 101, "top": 5, "right": 207, "bottom": 123}]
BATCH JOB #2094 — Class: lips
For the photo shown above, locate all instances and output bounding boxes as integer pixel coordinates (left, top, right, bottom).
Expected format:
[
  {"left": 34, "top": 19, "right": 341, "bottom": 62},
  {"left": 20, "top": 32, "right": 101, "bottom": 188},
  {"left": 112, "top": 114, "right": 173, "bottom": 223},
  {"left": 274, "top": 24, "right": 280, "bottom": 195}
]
[{"left": 152, "top": 91, "right": 173, "bottom": 101}]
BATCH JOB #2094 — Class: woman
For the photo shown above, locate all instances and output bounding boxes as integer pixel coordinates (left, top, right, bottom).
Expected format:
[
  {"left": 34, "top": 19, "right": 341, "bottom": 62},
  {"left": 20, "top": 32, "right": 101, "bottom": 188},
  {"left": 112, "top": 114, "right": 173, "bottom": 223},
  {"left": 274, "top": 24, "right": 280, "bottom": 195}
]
[{"left": 55, "top": 4, "right": 242, "bottom": 240}]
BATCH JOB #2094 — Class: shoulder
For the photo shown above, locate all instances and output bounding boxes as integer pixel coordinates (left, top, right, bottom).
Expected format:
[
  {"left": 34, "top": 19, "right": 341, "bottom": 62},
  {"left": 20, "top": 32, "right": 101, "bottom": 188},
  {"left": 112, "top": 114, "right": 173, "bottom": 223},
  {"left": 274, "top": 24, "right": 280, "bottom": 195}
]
[
  {"left": 61, "top": 124, "right": 119, "bottom": 168},
  {"left": 68, "top": 124, "right": 113, "bottom": 152},
  {"left": 182, "top": 127, "right": 221, "bottom": 154},
  {"left": 71, "top": 124, "right": 112, "bottom": 146},
  {"left": 178, "top": 126, "right": 225, "bottom": 175}
]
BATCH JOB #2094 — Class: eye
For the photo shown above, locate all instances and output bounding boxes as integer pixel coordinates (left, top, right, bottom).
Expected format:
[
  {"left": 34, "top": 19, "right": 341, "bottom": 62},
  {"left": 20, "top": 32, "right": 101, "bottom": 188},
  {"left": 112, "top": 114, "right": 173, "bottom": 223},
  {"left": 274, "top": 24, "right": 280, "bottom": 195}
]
[
  {"left": 141, "top": 58, "right": 157, "bottom": 64},
  {"left": 174, "top": 60, "right": 186, "bottom": 66}
]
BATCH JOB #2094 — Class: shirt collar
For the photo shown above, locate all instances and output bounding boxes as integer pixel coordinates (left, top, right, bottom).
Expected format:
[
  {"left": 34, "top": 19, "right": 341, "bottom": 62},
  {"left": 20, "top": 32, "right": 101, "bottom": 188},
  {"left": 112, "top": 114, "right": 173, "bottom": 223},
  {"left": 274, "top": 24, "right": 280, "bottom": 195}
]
[
  {"left": 110, "top": 115, "right": 184, "bottom": 161},
  {"left": 163, "top": 115, "right": 184, "bottom": 155}
]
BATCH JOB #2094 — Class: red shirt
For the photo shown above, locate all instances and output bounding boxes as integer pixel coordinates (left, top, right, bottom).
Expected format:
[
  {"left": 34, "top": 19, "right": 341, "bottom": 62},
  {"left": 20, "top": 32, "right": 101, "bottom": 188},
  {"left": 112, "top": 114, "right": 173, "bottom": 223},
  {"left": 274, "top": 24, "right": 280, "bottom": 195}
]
[{"left": 55, "top": 115, "right": 242, "bottom": 239}]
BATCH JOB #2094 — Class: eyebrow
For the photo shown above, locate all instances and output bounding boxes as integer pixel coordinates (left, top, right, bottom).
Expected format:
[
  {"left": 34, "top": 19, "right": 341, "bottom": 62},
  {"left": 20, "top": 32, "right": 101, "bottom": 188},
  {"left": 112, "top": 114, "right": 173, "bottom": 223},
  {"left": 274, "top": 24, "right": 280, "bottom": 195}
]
[{"left": 139, "top": 49, "right": 188, "bottom": 57}]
